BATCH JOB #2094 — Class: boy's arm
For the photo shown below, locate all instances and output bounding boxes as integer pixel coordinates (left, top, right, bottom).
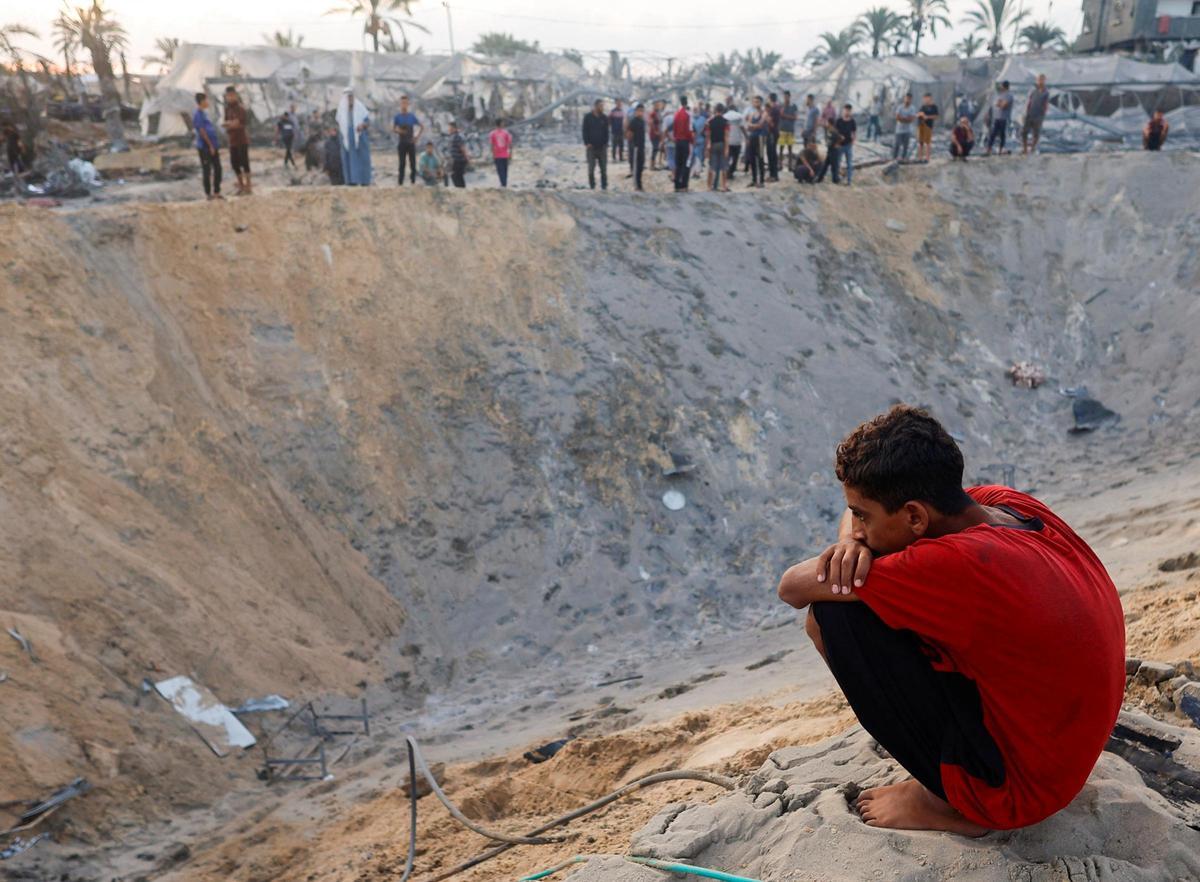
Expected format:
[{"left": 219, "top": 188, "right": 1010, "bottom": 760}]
[{"left": 777, "top": 509, "right": 871, "bottom": 609}]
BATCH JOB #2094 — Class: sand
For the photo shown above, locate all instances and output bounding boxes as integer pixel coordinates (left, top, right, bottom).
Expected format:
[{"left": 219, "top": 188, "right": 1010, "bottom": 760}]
[{"left": 2, "top": 151, "right": 1199, "bottom": 879}]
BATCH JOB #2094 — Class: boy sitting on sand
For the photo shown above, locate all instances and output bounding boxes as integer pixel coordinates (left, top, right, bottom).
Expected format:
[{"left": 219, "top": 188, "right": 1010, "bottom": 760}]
[{"left": 777, "top": 406, "right": 1124, "bottom": 834}]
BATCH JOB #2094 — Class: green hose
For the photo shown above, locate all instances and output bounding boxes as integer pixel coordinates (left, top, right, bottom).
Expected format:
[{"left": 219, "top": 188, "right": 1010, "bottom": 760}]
[
  {"left": 627, "top": 856, "right": 765, "bottom": 882},
  {"left": 516, "top": 855, "right": 764, "bottom": 882}
]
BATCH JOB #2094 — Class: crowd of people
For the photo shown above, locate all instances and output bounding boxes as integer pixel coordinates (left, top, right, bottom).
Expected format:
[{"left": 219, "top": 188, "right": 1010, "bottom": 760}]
[{"left": 183, "top": 76, "right": 1175, "bottom": 200}]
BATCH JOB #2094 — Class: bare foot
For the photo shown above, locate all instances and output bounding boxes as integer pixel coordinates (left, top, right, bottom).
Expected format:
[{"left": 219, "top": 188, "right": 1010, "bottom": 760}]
[{"left": 855, "top": 779, "right": 989, "bottom": 837}]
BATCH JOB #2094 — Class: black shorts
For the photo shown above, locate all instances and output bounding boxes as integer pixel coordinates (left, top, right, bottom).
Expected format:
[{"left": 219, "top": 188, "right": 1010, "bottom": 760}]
[
  {"left": 811, "top": 602, "right": 1005, "bottom": 799},
  {"left": 229, "top": 144, "right": 250, "bottom": 174}
]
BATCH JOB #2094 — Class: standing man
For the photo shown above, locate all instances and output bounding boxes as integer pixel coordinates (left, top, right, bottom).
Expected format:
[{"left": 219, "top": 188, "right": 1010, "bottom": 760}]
[
  {"left": 672, "top": 95, "right": 694, "bottom": 191},
  {"left": 336, "top": 88, "right": 373, "bottom": 186},
  {"left": 489, "top": 118, "right": 513, "bottom": 187},
  {"left": 828, "top": 103, "right": 857, "bottom": 184},
  {"left": 705, "top": 103, "right": 730, "bottom": 192},
  {"left": 779, "top": 90, "right": 799, "bottom": 170},
  {"left": 745, "top": 95, "right": 768, "bottom": 188},
  {"left": 649, "top": 99, "right": 664, "bottom": 170},
  {"left": 3, "top": 120, "right": 27, "bottom": 180},
  {"left": 223, "top": 86, "right": 251, "bottom": 195},
  {"left": 691, "top": 101, "right": 709, "bottom": 172},
  {"left": 192, "top": 92, "right": 222, "bottom": 200},
  {"left": 802, "top": 94, "right": 820, "bottom": 146},
  {"left": 866, "top": 90, "right": 883, "bottom": 141},
  {"left": 626, "top": 102, "right": 647, "bottom": 191},
  {"left": 766, "top": 92, "right": 781, "bottom": 181},
  {"left": 777, "top": 405, "right": 1124, "bottom": 838},
  {"left": 277, "top": 110, "right": 297, "bottom": 169},
  {"left": 893, "top": 92, "right": 916, "bottom": 160},
  {"left": 916, "top": 91, "right": 939, "bottom": 163},
  {"left": 1143, "top": 109, "right": 1169, "bottom": 151},
  {"left": 821, "top": 97, "right": 837, "bottom": 132},
  {"left": 986, "top": 81, "right": 1012, "bottom": 155},
  {"left": 1022, "top": 74, "right": 1050, "bottom": 156},
  {"left": 609, "top": 99, "right": 626, "bottom": 163},
  {"left": 448, "top": 120, "right": 470, "bottom": 188},
  {"left": 582, "top": 99, "right": 609, "bottom": 191},
  {"left": 724, "top": 100, "right": 743, "bottom": 182},
  {"left": 392, "top": 95, "right": 423, "bottom": 186}
]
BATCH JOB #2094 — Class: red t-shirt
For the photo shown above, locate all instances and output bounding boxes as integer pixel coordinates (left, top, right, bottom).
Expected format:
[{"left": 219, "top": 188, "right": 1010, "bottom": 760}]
[
  {"left": 489, "top": 128, "right": 512, "bottom": 159},
  {"left": 672, "top": 108, "right": 693, "bottom": 142},
  {"left": 856, "top": 486, "right": 1124, "bottom": 829}
]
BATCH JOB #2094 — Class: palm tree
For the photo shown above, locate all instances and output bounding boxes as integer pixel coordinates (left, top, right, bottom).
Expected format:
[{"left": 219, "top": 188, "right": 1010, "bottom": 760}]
[
  {"left": 325, "top": 0, "right": 428, "bottom": 54},
  {"left": 263, "top": 28, "right": 304, "bottom": 48},
  {"left": 804, "top": 26, "right": 864, "bottom": 68},
  {"left": 907, "top": 0, "right": 951, "bottom": 55},
  {"left": 857, "top": 6, "right": 907, "bottom": 58},
  {"left": 1019, "top": 20, "right": 1067, "bottom": 52},
  {"left": 56, "top": 1, "right": 129, "bottom": 148},
  {"left": 1, "top": 22, "right": 46, "bottom": 163},
  {"left": 952, "top": 33, "right": 986, "bottom": 58},
  {"left": 141, "top": 36, "right": 179, "bottom": 72},
  {"left": 51, "top": 13, "right": 79, "bottom": 95},
  {"left": 962, "top": 0, "right": 1029, "bottom": 56}
]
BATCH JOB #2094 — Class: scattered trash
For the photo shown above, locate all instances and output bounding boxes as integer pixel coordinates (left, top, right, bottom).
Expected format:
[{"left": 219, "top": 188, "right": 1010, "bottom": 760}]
[
  {"left": 0, "top": 672, "right": 7, "bottom": 683},
  {"left": 661, "top": 451, "right": 696, "bottom": 478},
  {"left": 154, "top": 675, "right": 256, "bottom": 756},
  {"left": 1, "top": 833, "right": 48, "bottom": 860},
  {"left": 523, "top": 738, "right": 570, "bottom": 764},
  {"left": 662, "top": 490, "right": 686, "bottom": 511},
  {"left": 1059, "top": 385, "right": 1089, "bottom": 398},
  {"left": 67, "top": 158, "right": 100, "bottom": 188},
  {"left": 6, "top": 627, "right": 37, "bottom": 662},
  {"left": 596, "top": 674, "right": 643, "bottom": 688},
  {"left": 1085, "top": 287, "right": 1109, "bottom": 305},
  {"left": 8, "top": 778, "right": 91, "bottom": 833},
  {"left": 884, "top": 218, "right": 907, "bottom": 233},
  {"left": 1070, "top": 397, "right": 1120, "bottom": 433},
  {"left": 1007, "top": 361, "right": 1045, "bottom": 389},
  {"left": 234, "top": 224, "right": 250, "bottom": 233},
  {"left": 233, "top": 694, "right": 290, "bottom": 714},
  {"left": 22, "top": 197, "right": 63, "bottom": 209},
  {"left": 321, "top": 243, "right": 334, "bottom": 267}
]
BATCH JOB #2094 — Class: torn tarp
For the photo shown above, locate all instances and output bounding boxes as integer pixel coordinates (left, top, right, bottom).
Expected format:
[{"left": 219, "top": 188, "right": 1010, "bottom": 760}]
[{"left": 155, "top": 675, "right": 257, "bottom": 756}]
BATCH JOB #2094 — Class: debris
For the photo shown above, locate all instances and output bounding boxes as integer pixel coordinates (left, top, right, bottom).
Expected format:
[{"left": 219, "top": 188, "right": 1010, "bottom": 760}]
[
  {"left": 884, "top": 218, "right": 907, "bottom": 233},
  {"left": 0, "top": 672, "right": 7, "bottom": 683},
  {"left": 10, "top": 778, "right": 90, "bottom": 831},
  {"left": 1158, "top": 551, "right": 1199, "bottom": 573},
  {"left": 1006, "top": 361, "right": 1045, "bottom": 389},
  {"left": 5, "top": 628, "right": 37, "bottom": 663},
  {"left": 67, "top": 158, "right": 101, "bottom": 188},
  {"left": 1059, "top": 385, "right": 1088, "bottom": 398},
  {"left": 661, "top": 490, "right": 686, "bottom": 511},
  {"left": 1070, "top": 397, "right": 1120, "bottom": 433},
  {"left": 22, "top": 197, "right": 63, "bottom": 209},
  {"left": 596, "top": 674, "right": 643, "bottom": 687},
  {"left": 1, "top": 833, "right": 48, "bottom": 860},
  {"left": 524, "top": 739, "right": 570, "bottom": 764},
  {"left": 661, "top": 451, "right": 696, "bottom": 478},
  {"left": 234, "top": 224, "right": 250, "bottom": 233},
  {"left": 154, "top": 675, "right": 256, "bottom": 756},
  {"left": 92, "top": 148, "right": 163, "bottom": 173},
  {"left": 1084, "top": 287, "right": 1108, "bottom": 305},
  {"left": 321, "top": 243, "right": 333, "bottom": 267},
  {"left": 1176, "top": 683, "right": 1200, "bottom": 728},
  {"left": 232, "top": 694, "right": 290, "bottom": 714}
]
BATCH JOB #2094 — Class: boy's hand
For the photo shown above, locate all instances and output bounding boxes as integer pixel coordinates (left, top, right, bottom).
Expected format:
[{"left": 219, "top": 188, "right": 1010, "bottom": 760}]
[{"left": 815, "top": 539, "right": 873, "bottom": 595}]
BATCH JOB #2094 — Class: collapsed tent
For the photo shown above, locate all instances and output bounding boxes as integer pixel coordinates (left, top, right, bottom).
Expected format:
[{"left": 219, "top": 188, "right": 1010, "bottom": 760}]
[
  {"left": 138, "top": 43, "right": 608, "bottom": 139},
  {"left": 782, "top": 56, "right": 954, "bottom": 130}
]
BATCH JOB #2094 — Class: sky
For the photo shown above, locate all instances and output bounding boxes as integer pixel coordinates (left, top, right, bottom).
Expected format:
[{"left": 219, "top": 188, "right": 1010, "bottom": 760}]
[{"left": 4, "top": 0, "right": 1083, "bottom": 75}]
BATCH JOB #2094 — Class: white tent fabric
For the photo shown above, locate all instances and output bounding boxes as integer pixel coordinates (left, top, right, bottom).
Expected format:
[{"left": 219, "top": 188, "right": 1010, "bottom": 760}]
[{"left": 995, "top": 55, "right": 1200, "bottom": 91}]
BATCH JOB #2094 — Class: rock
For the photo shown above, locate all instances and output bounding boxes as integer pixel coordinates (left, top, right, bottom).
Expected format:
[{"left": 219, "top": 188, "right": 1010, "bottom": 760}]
[
  {"left": 762, "top": 777, "right": 787, "bottom": 794},
  {"left": 1167, "top": 675, "right": 1191, "bottom": 693},
  {"left": 884, "top": 218, "right": 907, "bottom": 233},
  {"left": 1176, "top": 682, "right": 1200, "bottom": 728},
  {"left": 1125, "top": 657, "right": 1142, "bottom": 675},
  {"left": 753, "top": 791, "right": 780, "bottom": 810},
  {"left": 1174, "top": 660, "right": 1196, "bottom": 679},
  {"left": 1135, "top": 660, "right": 1176, "bottom": 686},
  {"left": 781, "top": 784, "right": 820, "bottom": 811},
  {"left": 1159, "top": 552, "right": 1199, "bottom": 573}
]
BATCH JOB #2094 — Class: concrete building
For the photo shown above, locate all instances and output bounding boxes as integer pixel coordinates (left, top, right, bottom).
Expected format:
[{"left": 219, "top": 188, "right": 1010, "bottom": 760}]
[{"left": 1076, "top": 0, "right": 1200, "bottom": 52}]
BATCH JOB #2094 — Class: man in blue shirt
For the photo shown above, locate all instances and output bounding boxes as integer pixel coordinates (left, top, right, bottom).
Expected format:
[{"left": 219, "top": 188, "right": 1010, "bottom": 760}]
[
  {"left": 192, "top": 92, "right": 223, "bottom": 200},
  {"left": 392, "top": 94, "right": 423, "bottom": 185}
]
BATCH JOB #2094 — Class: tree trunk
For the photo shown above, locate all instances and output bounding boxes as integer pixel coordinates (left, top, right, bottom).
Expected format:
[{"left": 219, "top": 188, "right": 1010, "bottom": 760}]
[{"left": 81, "top": 34, "right": 128, "bottom": 151}]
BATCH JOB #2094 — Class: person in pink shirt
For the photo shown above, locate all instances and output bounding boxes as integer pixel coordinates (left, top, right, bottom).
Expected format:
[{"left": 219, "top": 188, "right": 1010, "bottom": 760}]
[{"left": 489, "top": 119, "right": 514, "bottom": 187}]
